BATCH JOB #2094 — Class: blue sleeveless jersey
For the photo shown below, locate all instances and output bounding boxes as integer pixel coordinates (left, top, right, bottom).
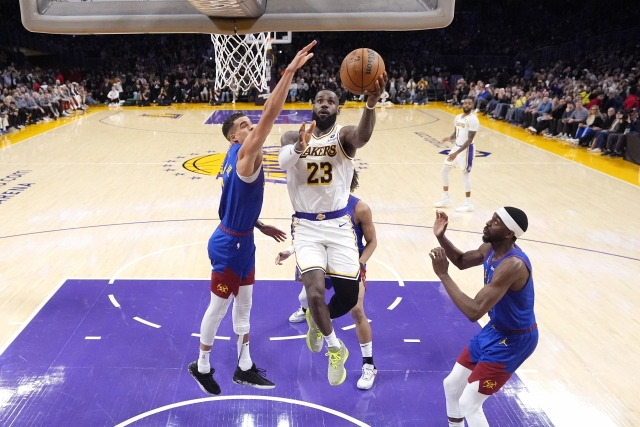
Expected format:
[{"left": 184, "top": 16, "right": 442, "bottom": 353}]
[
  {"left": 218, "top": 144, "right": 264, "bottom": 233},
  {"left": 483, "top": 245, "right": 536, "bottom": 331},
  {"left": 346, "top": 195, "right": 365, "bottom": 256}
]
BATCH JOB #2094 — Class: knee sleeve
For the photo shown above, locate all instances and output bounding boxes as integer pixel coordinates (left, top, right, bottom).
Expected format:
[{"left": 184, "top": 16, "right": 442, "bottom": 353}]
[
  {"left": 458, "top": 381, "right": 490, "bottom": 427},
  {"left": 441, "top": 165, "right": 452, "bottom": 187},
  {"left": 462, "top": 171, "right": 472, "bottom": 193},
  {"left": 200, "top": 292, "right": 233, "bottom": 346},
  {"left": 443, "top": 362, "right": 473, "bottom": 419},
  {"left": 327, "top": 277, "right": 360, "bottom": 319},
  {"left": 298, "top": 285, "right": 309, "bottom": 309},
  {"left": 232, "top": 286, "right": 253, "bottom": 336}
]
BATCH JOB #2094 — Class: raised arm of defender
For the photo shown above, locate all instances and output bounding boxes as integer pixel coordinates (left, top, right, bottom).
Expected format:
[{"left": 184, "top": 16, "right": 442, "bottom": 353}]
[
  {"left": 433, "top": 210, "right": 489, "bottom": 270},
  {"left": 237, "top": 40, "right": 316, "bottom": 176}
]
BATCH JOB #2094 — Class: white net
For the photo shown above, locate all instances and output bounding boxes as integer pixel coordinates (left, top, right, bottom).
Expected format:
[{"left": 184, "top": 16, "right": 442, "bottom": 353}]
[{"left": 211, "top": 32, "right": 272, "bottom": 93}]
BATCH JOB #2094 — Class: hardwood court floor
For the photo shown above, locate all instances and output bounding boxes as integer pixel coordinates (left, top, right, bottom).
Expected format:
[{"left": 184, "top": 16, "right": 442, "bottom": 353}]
[{"left": 0, "top": 102, "right": 639, "bottom": 426}]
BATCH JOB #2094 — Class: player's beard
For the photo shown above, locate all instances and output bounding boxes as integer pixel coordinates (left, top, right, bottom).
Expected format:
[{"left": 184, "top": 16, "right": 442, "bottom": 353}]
[
  {"left": 312, "top": 111, "right": 337, "bottom": 132},
  {"left": 462, "top": 106, "right": 472, "bottom": 114}
]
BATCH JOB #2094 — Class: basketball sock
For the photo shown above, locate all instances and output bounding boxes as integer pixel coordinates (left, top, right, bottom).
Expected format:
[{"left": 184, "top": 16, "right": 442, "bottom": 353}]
[
  {"left": 448, "top": 421, "right": 464, "bottom": 427},
  {"left": 360, "top": 341, "right": 372, "bottom": 358},
  {"left": 198, "top": 349, "right": 211, "bottom": 373},
  {"left": 237, "top": 340, "right": 253, "bottom": 371},
  {"left": 324, "top": 330, "right": 340, "bottom": 348}
]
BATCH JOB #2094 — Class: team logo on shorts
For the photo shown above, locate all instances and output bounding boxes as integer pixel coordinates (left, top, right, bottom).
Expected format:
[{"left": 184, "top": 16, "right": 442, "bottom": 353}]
[
  {"left": 499, "top": 338, "right": 508, "bottom": 346},
  {"left": 316, "top": 213, "right": 326, "bottom": 220},
  {"left": 216, "top": 284, "right": 229, "bottom": 294},
  {"left": 483, "top": 380, "right": 497, "bottom": 390}
]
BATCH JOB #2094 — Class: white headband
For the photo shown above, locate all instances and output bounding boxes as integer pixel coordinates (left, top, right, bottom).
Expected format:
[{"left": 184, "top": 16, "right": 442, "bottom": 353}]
[{"left": 496, "top": 207, "right": 525, "bottom": 238}]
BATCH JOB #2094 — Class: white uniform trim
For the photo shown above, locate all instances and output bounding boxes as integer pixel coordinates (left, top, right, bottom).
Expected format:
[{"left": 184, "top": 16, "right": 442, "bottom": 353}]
[{"left": 237, "top": 165, "right": 262, "bottom": 183}]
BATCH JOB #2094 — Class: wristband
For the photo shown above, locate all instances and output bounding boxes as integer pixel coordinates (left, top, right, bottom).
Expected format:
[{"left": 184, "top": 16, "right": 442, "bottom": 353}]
[
  {"left": 285, "top": 245, "right": 295, "bottom": 254},
  {"left": 293, "top": 142, "right": 304, "bottom": 154},
  {"left": 365, "top": 104, "right": 376, "bottom": 110}
]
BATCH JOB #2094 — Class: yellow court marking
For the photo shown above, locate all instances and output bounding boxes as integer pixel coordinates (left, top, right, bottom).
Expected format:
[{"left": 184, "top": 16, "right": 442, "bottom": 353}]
[{"left": 433, "top": 104, "right": 640, "bottom": 187}]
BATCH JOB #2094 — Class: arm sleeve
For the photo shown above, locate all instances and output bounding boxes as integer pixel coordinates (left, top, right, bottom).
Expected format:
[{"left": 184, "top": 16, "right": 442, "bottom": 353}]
[{"left": 278, "top": 144, "right": 302, "bottom": 171}]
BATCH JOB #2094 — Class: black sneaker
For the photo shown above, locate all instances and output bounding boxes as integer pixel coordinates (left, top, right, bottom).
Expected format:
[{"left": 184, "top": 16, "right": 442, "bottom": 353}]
[
  {"left": 188, "top": 361, "right": 221, "bottom": 395},
  {"left": 232, "top": 364, "right": 276, "bottom": 389}
]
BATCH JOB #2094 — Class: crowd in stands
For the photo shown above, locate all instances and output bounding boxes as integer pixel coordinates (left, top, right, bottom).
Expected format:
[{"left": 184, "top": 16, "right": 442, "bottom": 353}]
[{"left": 0, "top": 0, "right": 638, "bottom": 158}]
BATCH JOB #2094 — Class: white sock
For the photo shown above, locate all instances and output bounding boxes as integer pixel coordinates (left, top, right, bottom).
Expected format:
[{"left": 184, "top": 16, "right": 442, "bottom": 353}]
[
  {"left": 324, "top": 329, "right": 340, "bottom": 348},
  {"left": 448, "top": 421, "right": 464, "bottom": 427},
  {"left": 360, "top": 341, "right": 372, "bottom": 358},
  {"left": 466, "top": 197, "right": 472, "bottom": 205},
  {"left": 237, "top": 340, "right": 252, "bottom": 371},
  {"left": 198, "top": 349, "right": 211, "bottom": 373},
  {"left": 443, "top": 191, "right": 450, "bottom": 198}
]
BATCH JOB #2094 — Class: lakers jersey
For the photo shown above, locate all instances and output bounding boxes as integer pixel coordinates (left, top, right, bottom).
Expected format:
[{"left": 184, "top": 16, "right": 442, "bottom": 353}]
[
  {"left": 454, "top": 113, "right": 480, "bottom": 146},
  {"left": 286, "top": 124, "right": 354, "bottom": 213}
]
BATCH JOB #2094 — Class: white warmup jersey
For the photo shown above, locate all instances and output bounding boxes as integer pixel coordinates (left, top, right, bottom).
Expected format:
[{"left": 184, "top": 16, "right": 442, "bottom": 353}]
[{"left": 286, "top": 124, "right": 354, "bottom": 213}]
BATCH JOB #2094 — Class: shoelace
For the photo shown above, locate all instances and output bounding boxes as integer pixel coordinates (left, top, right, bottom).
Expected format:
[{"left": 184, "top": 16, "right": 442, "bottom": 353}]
[
  {"left": 252, "top": 366, "right": 268, "bottom": 379},
  {"left": 325, "top": 350, "right": 342, "bottom": 369},
  {"left": 315, "top": 330, "right": 323, "bottom": 342},
  {"left": 362, "top": 366, "right": 375, "bottom": 380}
]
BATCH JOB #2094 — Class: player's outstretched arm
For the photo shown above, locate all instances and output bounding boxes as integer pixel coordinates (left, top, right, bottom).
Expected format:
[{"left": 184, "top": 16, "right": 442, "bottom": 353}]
[
  {"left": 237, "top": 40, "right": 316, "bottom": 175},
  {"left": 356, "top": 201, "right": 377, "bottom": 265},
  {"left": 430, "top": 248, "right": 528, "bottom": 322},
  {"left": 433, "top": 211, "right": 488, "bottom": 269},
  {"left": 340, "top": 72, "right": 388, "bottom": 157}
]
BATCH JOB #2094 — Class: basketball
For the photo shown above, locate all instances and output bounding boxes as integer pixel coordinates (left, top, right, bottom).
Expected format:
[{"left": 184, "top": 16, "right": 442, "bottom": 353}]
[{"left": 339, "top": 48, "right": 385, "bottom": 95}]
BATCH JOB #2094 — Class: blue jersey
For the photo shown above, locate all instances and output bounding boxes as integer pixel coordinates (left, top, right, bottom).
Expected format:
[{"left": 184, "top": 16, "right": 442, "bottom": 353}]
[
  {"left": 346, "top": 195, "right": 365, "bottom": 257},
  {"left": 218, "top": 143, "right": 264, "bottom": 233},
  {"left": 483, "top": 245, "right": 536, "bottom": 331}
]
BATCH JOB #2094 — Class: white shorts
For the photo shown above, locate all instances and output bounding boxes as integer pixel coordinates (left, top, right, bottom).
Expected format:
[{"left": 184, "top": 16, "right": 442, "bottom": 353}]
[
  {"left": 292, "top": 215, "right": 360, "bottom": 280},
  {"left": 444, "top": 144, "right": 475, "bottom": 172}
]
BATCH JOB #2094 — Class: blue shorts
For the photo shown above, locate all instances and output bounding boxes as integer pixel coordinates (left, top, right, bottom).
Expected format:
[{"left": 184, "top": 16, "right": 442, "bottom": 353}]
[{"left": 207, "top": 226, "right": 256, "bottom": 299}]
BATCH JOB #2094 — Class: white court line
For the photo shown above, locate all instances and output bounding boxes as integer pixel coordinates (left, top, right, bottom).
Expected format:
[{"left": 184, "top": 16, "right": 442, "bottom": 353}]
[
  {"left": 133, "top": 317, "right": 161, "bottom": 329},
  {"left": 0, "top": 278, "right": 68, "bottom": 357},
  {"left": 85, "top": 336, "right": 101, "bottom": 340},
  {"left": 108, "top": 294, "right": 121, "bottom": 308},
  {"left": 190, "top": 333, "right": 230, "bottom": 340},
  {"left": 342, "top": 320, "right": 371, "bottom": 331},
  {"left": 387, "top": 297, "right": 403, "bottom": 310},
  {"left": 404, "top": 339, "right": 421, "bottom": 343},
  {"left": 108, "top": 241, "right": 207, "bottom": 284},
  {"left": 369, "top": 258, "right": 405, "bottom": 287},
  {"left": 114, "top": 395, "right": 370, "bottom": 427},
  {"left": 269, "top": 335, "right": 306, "bottom": 341}
]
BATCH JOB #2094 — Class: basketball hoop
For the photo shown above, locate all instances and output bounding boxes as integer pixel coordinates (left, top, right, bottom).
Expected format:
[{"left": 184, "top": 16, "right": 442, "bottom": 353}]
[{"left": 211, "top": 32, "right": 272, "bottom": 93}]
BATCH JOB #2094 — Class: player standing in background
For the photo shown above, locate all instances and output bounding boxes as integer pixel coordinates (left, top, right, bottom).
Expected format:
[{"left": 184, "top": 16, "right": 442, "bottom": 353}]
[
  {"left": 434, "top": 98, "right": 479, "bottom": 213},
  {"left": 188, "top": 41, "right": 317, "bottom": 395}
]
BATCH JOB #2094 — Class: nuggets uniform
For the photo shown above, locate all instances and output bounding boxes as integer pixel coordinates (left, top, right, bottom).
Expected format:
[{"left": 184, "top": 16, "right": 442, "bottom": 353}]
[
  {"left": 208, "top": 143, "right": 264, "bottom": 299},
  {"left": 444, "top": 112, "right": 479, "bottom": 172},
  {"left": 287, "top": 124, "right": 360, "bottom": 280},
  {"left": 294, "top": 195, "right": 367, "bottom": 288},
  {"left": 456, "top": 245, "right": 538, "bottom": 395}
]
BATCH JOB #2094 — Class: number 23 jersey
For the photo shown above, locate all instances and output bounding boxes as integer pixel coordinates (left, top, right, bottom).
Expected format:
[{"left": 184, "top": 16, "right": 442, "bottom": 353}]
[{"left": 286, "top": 124, "right": 354, "bottom": 213}]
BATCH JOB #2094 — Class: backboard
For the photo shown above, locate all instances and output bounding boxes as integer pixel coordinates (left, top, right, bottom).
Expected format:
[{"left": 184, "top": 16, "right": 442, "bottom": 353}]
[{"left": 19, "top": 0, "right": 455, "bottom": 35}]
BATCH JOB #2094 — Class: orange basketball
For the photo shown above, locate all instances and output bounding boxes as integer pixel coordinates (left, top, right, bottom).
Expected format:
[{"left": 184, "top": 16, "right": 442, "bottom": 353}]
[{"left": 339, "top": 48, "right": 385, "bottom": 95}]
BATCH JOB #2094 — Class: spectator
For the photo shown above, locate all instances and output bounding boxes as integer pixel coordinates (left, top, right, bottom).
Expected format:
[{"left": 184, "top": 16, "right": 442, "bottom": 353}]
[
  {"left": 107, "top": 86, "right": 120, "bottom": 107},
  {"left": 602, "top": 110, "right": 639, "bottom": 157},
  {"left": 568, "top": 105, "right": 605, "bottom": 147}
]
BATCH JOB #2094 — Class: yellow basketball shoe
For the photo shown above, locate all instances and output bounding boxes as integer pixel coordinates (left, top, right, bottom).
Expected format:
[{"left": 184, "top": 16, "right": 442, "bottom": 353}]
[
  {"left": 305, "top": 309, "right": 323, "bottom": 353},
  {"left": 326, "top": 339, "right": 349, "bottom": 386}
]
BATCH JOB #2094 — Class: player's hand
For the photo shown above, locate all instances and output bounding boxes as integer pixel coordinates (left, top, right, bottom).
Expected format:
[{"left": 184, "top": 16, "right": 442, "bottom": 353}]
[
  {"left": 446, "top": 152, "right": 458, "bottom": 162},
  {"left": 258, "top": 224, "right": 287, "bottom": 242},
  {"left": 433, "top": 210, "right": 449, "bottom": 238},
  {"left": 275, "top": 250, "right": 292, "bottom": 265},
  {"left": 286, "top": 40, "right": 317, "bottom": 72},
  {"left": 429, "top": 247, "right": 449, "bottom": 277},
  {"left": 364, "top": 71, "right": 388, "bottom": 102},
  {"left": 442, "top": 136, "right": 451, "bottom": 143},
  {"left": 296, "top": 120, "right": 315, "bottom": 152}
]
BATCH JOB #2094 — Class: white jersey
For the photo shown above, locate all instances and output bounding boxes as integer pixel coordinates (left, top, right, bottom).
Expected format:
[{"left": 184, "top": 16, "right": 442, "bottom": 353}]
[
  {"left": 286, "top": 124, "right": 354, "bottom": 213},
  {"left": 454, "top": 113, "right": 480, "bottom": 146}
]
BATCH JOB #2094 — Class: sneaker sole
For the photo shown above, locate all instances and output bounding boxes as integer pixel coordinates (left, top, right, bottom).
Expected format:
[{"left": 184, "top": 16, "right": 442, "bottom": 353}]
[
  {"left": 329, "top": 346, "right": 349, "bottom": 386},
  {"left": 289, "top": 316, "right": 306, "bottom": 323},
  {"left": 232, "top": 378, "right": 276, "bottom": 389}
]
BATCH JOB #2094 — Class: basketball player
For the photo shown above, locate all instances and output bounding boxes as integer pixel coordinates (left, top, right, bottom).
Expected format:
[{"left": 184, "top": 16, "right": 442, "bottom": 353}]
[
  {"left": 188, "top": 40, "right": 317, "bottom": 395},
  {"left": 278, "top": 72, "right": 387, "bottom": 386},
  {"left": 276, "top": 170, "right": 378, "bottom": 390},
  {"left": 430, "top": 208, "right": 538, "bottom": 427},
  {"left": 434, "top": 98, "right": 479, "bottom": 213}
]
